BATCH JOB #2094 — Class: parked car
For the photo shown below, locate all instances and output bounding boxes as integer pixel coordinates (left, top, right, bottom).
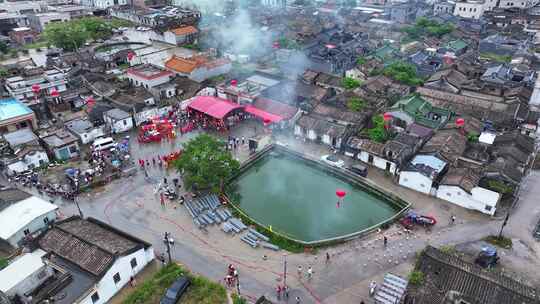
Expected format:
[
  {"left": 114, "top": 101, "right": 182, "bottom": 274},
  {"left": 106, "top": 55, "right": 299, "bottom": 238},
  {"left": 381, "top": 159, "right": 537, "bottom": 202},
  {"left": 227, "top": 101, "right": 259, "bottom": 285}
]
[
  {"left": 347, "top": 164, "right": 368, "bottom": 177},
  {"left": 160, "top": 276, "right": 190, "bottom": 304},
  {"left": 321, "top": 154, "right": 345, "bottom": 168}
]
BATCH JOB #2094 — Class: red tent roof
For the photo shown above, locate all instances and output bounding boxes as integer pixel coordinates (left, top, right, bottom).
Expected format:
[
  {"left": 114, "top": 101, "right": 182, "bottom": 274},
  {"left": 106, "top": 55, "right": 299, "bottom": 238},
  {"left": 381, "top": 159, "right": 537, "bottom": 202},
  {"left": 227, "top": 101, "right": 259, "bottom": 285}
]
[
  {"left": 187, "top": 96, "right": 242, "bottom": 119},
  {"left": 244, "top": 105, "right": 283, "bottom": 123}
]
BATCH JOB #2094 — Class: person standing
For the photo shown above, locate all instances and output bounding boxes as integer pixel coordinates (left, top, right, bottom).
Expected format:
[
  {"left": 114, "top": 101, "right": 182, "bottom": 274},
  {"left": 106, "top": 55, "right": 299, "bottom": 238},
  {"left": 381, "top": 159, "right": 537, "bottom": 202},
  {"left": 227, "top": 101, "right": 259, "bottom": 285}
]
[
  {"left": 297, "top": 265, "right": 303, "bottom": 277},
  {"left": 283, "top": 285, "right": 289, "bottom": 299},
  {"left": 383, "top": 236, "right": 388, "bottom": 248},
  {"left": 307, "top": 266, "right": 313, "bottom": 280},
  {"left": 295, "top": 296, "right": 301, "bottom": 304},
  {"left": 241, "top": 136, "right": 245, "bottom": 145},
  {"left": 326, "top": 252, "right": 330, "bottom": 264},
  {"left": 276, "top": 285, "right": 281, "bottom": 300},
  {"left": 451, "top": 215, "right": 456, "bottom": 225}
]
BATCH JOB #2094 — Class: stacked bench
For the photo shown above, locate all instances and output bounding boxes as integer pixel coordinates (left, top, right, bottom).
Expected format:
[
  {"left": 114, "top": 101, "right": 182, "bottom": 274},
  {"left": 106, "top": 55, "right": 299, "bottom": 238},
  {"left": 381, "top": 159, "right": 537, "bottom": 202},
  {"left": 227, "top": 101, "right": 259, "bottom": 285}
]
[
  {"left": 184, "top": 194, "right": 232, "bottom": 228},
  {"left": 374, "top": 273, "right": 408, "bottom": 304}
]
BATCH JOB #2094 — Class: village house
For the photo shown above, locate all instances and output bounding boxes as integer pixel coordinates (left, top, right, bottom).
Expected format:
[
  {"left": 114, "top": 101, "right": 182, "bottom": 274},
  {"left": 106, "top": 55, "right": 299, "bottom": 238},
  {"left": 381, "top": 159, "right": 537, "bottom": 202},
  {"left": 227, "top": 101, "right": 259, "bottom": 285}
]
[
  {"left": 294, "top": 103, "right": 367, "bottom": 148},
  {"left": 436, "top": 165, "right": 500, "bottom": 215},
  {"left": 165, "top": 55, "right": 231, "bottom": 83},
  {"left": 261, "top": 80, "right": 330, "bottom": 111},
  {"left": 162, "top": 26, "right": 199, "bottom": 46},
  {"left": 0, "top": 189, "right": 58, "bottom": 248},
  {"left": 41, "top": 129, "right": 80, "bottom": 160},
  {"left": 479, "top": 33, "right": 530, "bottom": 56},
  {"left": 27, "top": 11, "right": 71, "bottom": 32},
  {"left": 4, "top": 69, "right": 67, "bottom": 103},
  {"left": 3, "top": 128, "right": 49, "bottom": 174},
  {"left": 480, "top": 63, "right": 536, "bottom": 87},
  {"left": 125, "top": 64, "right": 174, "bottom": 91},
  {"left": 399, "top": 154, "right": 448, "bottom": 195},
  {"left": 8, "top": 27, "right": 37, "bottom": 45},
  {"left": 65, "top": 118, "right": 106, "bottom": 145},
  {"left": 103, "top": 108, "right": 134, "bottom": 134},
  {"left": 420, "top": 128, "right": 467, "bottom": 165},
  {"left": 388, "top": 95, "right": 452, "bottom": 130},
  {"left": 404, "top": 246, "right": 540, "bottom": 304},
  {"left": 217, "top": 73, "right": 282, "bottom": 105},
  {"left": 0, "top": 216, "right": 155, "bottom": 304},
  {"left": 0, "top": 98, "right": 37, "bottom": 133},
  {"left": 408, "top": 50, "right": 443, "bottom": 78}
]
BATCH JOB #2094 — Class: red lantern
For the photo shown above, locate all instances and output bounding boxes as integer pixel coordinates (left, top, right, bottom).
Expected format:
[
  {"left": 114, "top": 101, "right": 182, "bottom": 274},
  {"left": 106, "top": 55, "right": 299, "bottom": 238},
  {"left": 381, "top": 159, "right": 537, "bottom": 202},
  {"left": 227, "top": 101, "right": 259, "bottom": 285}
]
[
  {"left": 31, "top": 84, "right": 41, "bottom": 94},
  {"left": 263, "top": 118, "right": 271, "bottom": 125},
  {"left": 127, "top": 52, "right": 135, "bottom": 61},
  {"left": 86, "top": 96, "right": 95, "bottom": 108},
  {"left": 456, "top": 118, "right": 465, "bottom": 127},
  {"left": 383, "top": 112, "right": 392, "bottom": 122},
  {"left": 230, "top": 79, "right": 238, "bottom": 86},
  {"left": 50, "top": 89, "right": 59, "bottom": 98},
  {"left": 336, "top": 189, "right": 346, "bottom": 198}
]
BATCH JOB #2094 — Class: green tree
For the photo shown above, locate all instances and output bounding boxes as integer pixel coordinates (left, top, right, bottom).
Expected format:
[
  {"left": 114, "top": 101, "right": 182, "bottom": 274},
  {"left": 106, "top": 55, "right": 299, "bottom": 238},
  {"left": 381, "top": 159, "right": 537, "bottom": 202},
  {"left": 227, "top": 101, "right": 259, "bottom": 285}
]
[
  {"left": 342, "top": 77, "right": 361, "bottom": 90},
  {"left": 367, "top": 115, "right": 388, "bottom": 143},
  {"left": 173, "top": 134, "right": 240, "bottom": 193},
  {"left": 0, "top": 41, "right": 8, "bottom": 54},
  {"left": 356, "top": 56, "right": 367, "bottom": 66},
  {"left": 78, "top": 17, "right": 112, "bottom": 40},
  {"left": 383, "top": 62, "right": 424, "bottom": 86},
  {"left": 44, "top": 21, "right": 88, "bottom": 51},
  {"left": 409, "top": 271, "right": 424, "bottom": 286},
  {"left": 347, "top": 97, "right": 365, "bottom": 112}
]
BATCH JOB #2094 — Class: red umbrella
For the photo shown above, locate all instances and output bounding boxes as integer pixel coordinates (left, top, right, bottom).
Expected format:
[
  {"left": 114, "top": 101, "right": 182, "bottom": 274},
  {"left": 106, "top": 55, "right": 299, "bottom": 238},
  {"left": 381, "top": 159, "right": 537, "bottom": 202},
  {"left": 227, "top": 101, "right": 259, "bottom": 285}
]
[
  {"left": 456, "top": 118, "right": 465, "bottom": 127},
  {"left": 383, "top": 112, "right": 392, "bottom": 122},
  {"left": 50, "top": 89, "right": 60, "bottom": 98}
]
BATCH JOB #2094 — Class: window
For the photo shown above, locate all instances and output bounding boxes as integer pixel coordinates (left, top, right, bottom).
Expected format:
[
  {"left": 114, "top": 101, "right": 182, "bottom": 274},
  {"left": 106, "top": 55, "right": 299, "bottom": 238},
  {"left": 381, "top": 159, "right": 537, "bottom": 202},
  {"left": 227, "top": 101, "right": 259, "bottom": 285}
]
[
  {"left": 457, "top": 192, "right": 461, "bottom": 195},
  {"left": 130, "top": 258, "right": 138, "bottom": 269},
  {"left": 23, "top": 229, "right": 30, "bottom": 235},
  {"left": 91, "top": 292, "right": 100, "bottom": 303},
  {"left": 485, "top": 205, "right": 492, "bottom": 211},
  {"left": 446, "top": 193, "right": 451, "bottom": 197},
  {"left": 420, "top": 183, "right": 425, "bottom": 188},
  {"left": 43, "top": 217, "right": 49, "bottom": 224},
  {"left": 113, "top": 272, "right": 121, "bottom": 284},
  {"left": 123, "top": 120, "right": 127, "bottom": 126},
  {"left": 69, "top": 145, "right": 78, "bottom": 154},
  {"left": 403, "top": 178, "right": 408, "bottom": 182}
]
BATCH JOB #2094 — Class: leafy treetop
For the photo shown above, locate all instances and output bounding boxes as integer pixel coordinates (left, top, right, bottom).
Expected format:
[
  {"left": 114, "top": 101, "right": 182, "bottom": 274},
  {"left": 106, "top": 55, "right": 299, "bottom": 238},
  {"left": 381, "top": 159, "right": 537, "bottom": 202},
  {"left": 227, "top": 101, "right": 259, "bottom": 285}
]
[
  {"left": 347, "top": 97, "right": 365, "bottom": 112},
  {"left": 173, "top": 134, "right": 240, "bottom": 193},
  {"left": 342, "top": 77, "right": 362, "bottom": 90},
  {"left": 403, "top": 17, "right": 454, "bottom": 39},
  {"left": 43, "top": 17, "right": 120, "bottom": 51},
  {"left": 367, "top": 115, "right": 389, "bottom": 143},
  {"left": 383, "top": 62, "right": 424, "bottom": 86}
]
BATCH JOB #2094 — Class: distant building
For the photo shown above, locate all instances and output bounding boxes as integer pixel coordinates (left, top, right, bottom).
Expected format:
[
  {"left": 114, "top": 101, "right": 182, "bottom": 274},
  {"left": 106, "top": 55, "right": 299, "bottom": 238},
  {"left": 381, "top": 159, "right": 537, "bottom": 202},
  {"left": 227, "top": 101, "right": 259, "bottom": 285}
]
[
  {"left": 388, "top": 95, "right": 452, "bottom": 130},
  {"left": 41, "top": 129, "right": 80, "bottom": 160},
  {"left": 4, "top": 69, "right": 67, "bottom": 102},
  {"left": 0, "top": 249, "right": 51, "bottom": 298},
  {"left": 390, "top": 1, "right": 416, "bottom": 23},
  {"left": 27, "top": 12, "right": 71, "bottom": 32},
  {"left": 103, "top": 108, "right": 133, "bottom": 133},
  {"left": 261, "top": 0, "right": 287, "bottom": 8},
  {"left": 8, "top": 27, "right": 37, "bottom": 45},
  {"left": 162, "top": 25, "right": 198, "bottom": 46},
  {"left": 126, "top": 64, "right": 174, "bottom": 89},
  {"left": 0, "top": 190, "right": 58, "bottom": 248},
  {"left": 65, "top": 118, "right": 106, "bottom": 145},
  {"left": 3, "top": 128, "right": 49, "bottom": 174},
  {"left": 453, "top": 0, "right": 488, "bottom": 19},
  {"left": 434, "top": 1, "right": 455, "bottom": 15},
  {"left": 165, "top": 55, "right": 231, "bottom": 83},
  {"left": 109, "top": 6, "right": 201, "bottom": 29},
  {"left": 399, "top": 154, "right": 447, "bottom": 195},
  {"left": 0, "top": 98, "right": 37, "bottom": 133},
  {"left": 49, "top": 4, "right": 94, "bottom": 18}
]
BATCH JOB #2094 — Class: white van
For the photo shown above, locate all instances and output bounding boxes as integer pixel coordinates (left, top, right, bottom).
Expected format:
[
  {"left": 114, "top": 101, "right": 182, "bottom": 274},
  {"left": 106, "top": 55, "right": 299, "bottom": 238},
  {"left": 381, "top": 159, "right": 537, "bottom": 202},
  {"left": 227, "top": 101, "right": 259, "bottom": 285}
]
[{"left": 92, "top": 137, "right": 116, "bottom": 151}]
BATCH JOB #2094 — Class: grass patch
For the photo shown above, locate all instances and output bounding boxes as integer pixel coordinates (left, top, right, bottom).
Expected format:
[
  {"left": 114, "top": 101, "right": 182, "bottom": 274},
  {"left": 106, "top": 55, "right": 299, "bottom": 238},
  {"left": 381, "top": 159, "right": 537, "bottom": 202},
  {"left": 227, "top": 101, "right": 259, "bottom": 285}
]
[
  {"left": 229, "top": 205, "right": 305, "bottom": 253},
  {"left": 480, "top": 52, "right": 512, "bottom": 63},
  {"left": 484, "top": 235, "right": 513, "bottom": 249},
  {"left": 24, "top": 40, "right": 49, "bottom": 50},
  {"left": 0, "top": 258, "right": 8, "bottom": 270},
  {"left": 231, "top": 293, "right": 248, "bottom": 304},
  {"left": 122, "top": 263, "right": 226, "bottom": 304}
]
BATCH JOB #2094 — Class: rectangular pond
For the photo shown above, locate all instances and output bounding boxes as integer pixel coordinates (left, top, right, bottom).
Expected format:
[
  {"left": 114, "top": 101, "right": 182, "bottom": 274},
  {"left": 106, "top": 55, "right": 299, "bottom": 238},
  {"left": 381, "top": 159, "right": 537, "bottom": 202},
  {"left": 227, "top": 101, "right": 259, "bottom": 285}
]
[{"left": 232, "top": 152, "right": 401, "bottom": 243}]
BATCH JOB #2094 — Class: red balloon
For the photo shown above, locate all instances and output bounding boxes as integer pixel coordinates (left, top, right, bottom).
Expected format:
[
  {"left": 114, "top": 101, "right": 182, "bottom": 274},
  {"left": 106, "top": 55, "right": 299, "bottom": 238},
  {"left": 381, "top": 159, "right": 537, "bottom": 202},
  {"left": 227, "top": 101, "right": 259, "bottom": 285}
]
[
  {"left": 31, "top": 84, "right": 41, "bottom": 93},
  {"left": 50, "top": 90, "right": 59, "bottom": 97},
  {"left": 336, "top": 189, "right": 346, "bottom": 198},
  {"left": 383, "top": 112, "right": 392, "bottom": 121},
  {"left": 231, "top": 79, "right": 238, "bottom": 86},
  {"left": 127, "top": 52, "right": 135, "bottom": 61},
  {"left": 456, "top": 118, "right": 465, "bottom": 127}
]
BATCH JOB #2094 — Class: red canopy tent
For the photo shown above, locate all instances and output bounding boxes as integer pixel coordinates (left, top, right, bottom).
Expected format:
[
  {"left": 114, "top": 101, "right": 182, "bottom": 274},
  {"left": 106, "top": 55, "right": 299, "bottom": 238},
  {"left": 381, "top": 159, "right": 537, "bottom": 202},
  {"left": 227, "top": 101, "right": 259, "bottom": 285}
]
[
  {"left": 244, "top": 105, "right": 283, "bottom": 123},
  {"left": 187, "top": 96, "right": 243, "bottom": 119}
]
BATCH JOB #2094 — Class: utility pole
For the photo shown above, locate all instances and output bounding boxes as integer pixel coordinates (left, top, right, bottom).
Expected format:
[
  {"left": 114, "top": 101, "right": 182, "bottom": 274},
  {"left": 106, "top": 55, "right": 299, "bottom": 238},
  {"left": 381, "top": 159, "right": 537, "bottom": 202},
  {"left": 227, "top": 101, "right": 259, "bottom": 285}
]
[
  {"left": 498, "top": 212, "right": 510, "bottom": 239},
  {"left": 283, "top": 253, "right": 287, "bottom": 287},
  {"left": 74, "top": 180, "right": 83, "bottom": 218},
  {"left": 163, "top": 232, "right": 174, "bottom": 264},
  {"left": 236, "top": 273, "right": 241, "bottom": 295}
]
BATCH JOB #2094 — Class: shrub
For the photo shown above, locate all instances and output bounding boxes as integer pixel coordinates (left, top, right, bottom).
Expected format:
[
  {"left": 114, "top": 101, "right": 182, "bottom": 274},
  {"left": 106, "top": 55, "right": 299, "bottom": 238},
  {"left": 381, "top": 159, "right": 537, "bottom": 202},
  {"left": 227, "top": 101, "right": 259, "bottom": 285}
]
[
  {"left": 342, "top": 77, "right": 361, "bottom": 90},
  {"left": 484, "top": 235, "right": 512, "bottom": 249},
  {"left": 408, "top": 271, "right": 424, "bottom": 286},
  {"left": 231, "top": 293, "right": 247, "bottom": 304},
  {"left": 347, "top": 97, "right": 365, "bottom": 112}
]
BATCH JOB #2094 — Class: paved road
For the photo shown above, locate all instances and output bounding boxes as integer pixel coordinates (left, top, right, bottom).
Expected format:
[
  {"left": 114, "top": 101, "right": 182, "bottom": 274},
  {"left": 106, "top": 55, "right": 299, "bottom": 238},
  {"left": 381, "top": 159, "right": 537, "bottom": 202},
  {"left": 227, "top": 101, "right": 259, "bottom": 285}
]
[{"left": 44, "top": 133, "right": 540, "bottom": 303}]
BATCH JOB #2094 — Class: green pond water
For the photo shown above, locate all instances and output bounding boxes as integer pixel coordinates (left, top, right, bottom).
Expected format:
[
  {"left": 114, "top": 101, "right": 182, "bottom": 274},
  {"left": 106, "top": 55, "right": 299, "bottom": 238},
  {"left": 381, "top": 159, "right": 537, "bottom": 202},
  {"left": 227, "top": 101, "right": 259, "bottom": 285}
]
[{"left": 234, "top": 155, "right": 399, "bottom": 242}]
